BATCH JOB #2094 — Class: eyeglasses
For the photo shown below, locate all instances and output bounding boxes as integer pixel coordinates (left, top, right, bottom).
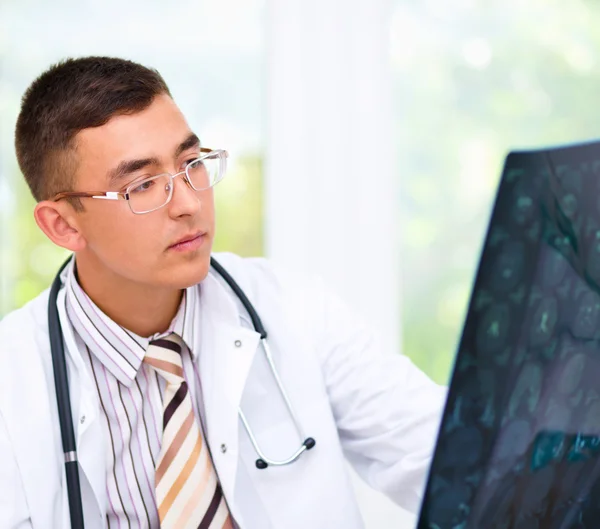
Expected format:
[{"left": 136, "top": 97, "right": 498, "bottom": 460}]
[{"left": 52, "top": 147, "right": 228, "bottom": 214}]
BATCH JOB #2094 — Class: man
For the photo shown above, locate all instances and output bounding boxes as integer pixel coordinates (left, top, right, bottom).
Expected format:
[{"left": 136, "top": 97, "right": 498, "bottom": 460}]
[{"left": 0, "top": 56, "right": 446, "bottom": 529}]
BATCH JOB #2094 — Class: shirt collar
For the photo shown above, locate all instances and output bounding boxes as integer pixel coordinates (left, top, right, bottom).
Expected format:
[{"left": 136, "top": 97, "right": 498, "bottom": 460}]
[{"left": 64, "top": 257, "right": 200, "bottom": 387}]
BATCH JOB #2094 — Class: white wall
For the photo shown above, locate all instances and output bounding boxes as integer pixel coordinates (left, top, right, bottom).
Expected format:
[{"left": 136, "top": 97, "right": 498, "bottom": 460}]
[
  {"left": 264, "top": 1, "right": 409, "bottom": 526},
  {"left": 264, "top": 0, "right": 400, "bottom": 357}
]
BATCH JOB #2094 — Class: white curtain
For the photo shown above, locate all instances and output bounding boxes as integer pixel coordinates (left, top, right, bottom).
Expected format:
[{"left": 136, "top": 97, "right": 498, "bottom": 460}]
[
  {"left": 265, "top": 0, "right": 401, "bottom": 355},
  {"left": 265, "top": 1, "right": 411, "bottom": 527}
]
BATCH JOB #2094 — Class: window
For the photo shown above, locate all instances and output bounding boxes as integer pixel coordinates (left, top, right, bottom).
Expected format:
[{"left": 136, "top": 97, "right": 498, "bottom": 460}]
[{"left": 396, "top": 0, "right": 600, "bottom": 383}]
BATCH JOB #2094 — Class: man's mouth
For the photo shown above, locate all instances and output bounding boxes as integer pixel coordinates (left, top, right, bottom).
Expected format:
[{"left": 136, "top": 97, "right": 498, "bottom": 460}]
[{"left": 168, "top": 232, "right": 206, "bottom": 252}]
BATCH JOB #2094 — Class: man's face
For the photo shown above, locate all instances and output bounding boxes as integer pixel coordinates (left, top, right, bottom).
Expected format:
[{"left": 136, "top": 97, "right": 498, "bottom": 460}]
[{"left": 72, "top": 94, "right": 215, "bottom": 290}]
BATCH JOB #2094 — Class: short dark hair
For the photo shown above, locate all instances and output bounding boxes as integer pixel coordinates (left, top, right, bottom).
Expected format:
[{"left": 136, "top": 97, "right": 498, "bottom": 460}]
[{"left": 15, "top": 56, "right": 171, "bottom": 206}]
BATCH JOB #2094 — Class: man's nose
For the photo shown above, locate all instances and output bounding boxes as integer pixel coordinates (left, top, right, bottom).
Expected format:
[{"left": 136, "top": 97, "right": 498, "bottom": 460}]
[{"left": 167, "top": 173, "right": 202, "bottom": 216}]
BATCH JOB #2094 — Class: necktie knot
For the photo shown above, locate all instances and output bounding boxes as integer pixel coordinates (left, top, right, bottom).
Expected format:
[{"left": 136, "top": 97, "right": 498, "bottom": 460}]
[{"left": 145, "top": 332, "right": 185, "bottom": 386}]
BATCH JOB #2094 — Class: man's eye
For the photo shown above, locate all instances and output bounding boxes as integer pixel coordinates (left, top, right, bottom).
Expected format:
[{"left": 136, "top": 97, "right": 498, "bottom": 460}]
[
  {"left": 184, "top": 157, "right": 200, "bottom": 168},
  {"left": 131, "top": 180, "right": 154, "bottom": 194}
]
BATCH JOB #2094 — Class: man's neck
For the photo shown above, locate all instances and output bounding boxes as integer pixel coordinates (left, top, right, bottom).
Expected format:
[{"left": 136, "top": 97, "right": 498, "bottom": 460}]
[{"left": 74, "top": 255, "right": 183, "bottom": 337}]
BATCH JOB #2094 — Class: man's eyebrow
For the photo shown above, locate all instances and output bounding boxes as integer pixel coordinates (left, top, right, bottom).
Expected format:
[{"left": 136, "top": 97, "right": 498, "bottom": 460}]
[
  {"left": 107, "top": 133, "right": 201, "bottom": 187},
  {"left": 175, "top": 133, "right": 201, "bottom": 158},
  {"left": 108, "top": 157, "right": 160, "bottom": 186}
]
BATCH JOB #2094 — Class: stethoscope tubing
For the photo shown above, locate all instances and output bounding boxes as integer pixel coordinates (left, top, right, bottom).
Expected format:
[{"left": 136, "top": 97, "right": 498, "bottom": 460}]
[
  {"left": 211, "top": 258, "right": 316, "bottom": 468},
  {"left": 48, "top": 258, "right": 85, "bottom": 529},
  {"left": 239, "top": 338, "right": 316, "bottom": 468}
]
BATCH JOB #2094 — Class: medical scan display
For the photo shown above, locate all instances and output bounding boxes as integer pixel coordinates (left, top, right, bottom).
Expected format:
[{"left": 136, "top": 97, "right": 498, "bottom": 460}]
[{"left": 417, "top": 142, "right": 600, "bottom": 529}]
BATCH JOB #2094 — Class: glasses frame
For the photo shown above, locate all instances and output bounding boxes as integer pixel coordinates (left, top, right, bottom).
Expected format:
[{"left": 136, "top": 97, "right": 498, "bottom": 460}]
[{"left": 52, "top": 147, "right": 228, "bottom": 215}]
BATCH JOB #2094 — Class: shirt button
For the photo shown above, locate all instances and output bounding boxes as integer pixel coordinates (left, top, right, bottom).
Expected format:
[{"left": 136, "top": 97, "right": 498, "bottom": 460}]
[
  {"left": 80, "top": 415, "right": 86, "bottom": 424},
  {"left": 234, "top": 340, "right": 242, "bottom": 347},
  {"left": 221, "top": 443, "right": 228, "bottom": 454}
]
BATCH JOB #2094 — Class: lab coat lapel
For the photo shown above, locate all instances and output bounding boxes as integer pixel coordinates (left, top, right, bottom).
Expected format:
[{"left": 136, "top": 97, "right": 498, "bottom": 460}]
[
  {"left": 198, "top": 272, "right": 260, "bottom": 514},
  {"left": 57, "top": 286, "right": 107, "bottom": 525}
]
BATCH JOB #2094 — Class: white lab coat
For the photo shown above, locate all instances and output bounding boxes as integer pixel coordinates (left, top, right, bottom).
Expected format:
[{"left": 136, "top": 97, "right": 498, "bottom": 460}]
[{"left": 0, "top": 252, "right": 446, "bottom": 529}]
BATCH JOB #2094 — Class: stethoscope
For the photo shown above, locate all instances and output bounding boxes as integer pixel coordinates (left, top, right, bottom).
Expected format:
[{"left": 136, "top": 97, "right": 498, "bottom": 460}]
[{"left": 48, "top": 256, "right": 316, "bottom": 528}]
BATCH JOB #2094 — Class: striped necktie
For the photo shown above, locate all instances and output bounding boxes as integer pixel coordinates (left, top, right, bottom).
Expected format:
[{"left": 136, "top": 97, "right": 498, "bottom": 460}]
[{"left": 145, "top": 333, "right": 233, "bottom": 529}]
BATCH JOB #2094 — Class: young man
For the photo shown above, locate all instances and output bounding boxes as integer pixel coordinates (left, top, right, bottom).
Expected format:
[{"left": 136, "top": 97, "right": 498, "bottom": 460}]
[{"left": 0, "top": 57, "right": 446, "bottom": 529}]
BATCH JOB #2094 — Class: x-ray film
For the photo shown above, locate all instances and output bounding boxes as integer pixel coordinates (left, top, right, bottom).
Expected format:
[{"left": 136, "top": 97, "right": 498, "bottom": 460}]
[{"left": 417, "top": 141, "right": 600, "bottom": 529}]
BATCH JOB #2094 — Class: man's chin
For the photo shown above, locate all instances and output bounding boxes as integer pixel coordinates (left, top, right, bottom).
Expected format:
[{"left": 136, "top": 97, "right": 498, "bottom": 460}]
[{"left": 169, "top": 255, "right": 212, "bottom": 289}]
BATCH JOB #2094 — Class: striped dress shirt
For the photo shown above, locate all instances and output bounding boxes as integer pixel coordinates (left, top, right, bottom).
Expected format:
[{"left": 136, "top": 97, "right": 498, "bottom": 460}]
[{"left": 64, "top": 259, "right": 220, "bottom": 528}]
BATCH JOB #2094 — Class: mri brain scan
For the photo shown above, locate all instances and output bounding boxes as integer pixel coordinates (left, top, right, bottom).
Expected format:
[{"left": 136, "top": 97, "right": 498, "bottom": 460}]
[{"left": 418, "top": 143, "right": 600, "bottom": 529}]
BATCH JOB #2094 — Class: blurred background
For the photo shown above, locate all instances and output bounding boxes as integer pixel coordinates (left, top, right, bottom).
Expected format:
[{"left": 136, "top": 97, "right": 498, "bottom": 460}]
[{"left": 1, "top": 0, "right": 600, "bottom": 526}]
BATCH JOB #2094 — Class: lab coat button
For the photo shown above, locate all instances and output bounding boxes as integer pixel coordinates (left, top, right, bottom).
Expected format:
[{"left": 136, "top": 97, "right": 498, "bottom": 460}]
[
  {"left": 80, "top": 415, "right": 86, "bottom": 424},
  {"left": 234, "top": 340, "right": 242, "bottom": 347},
  {"left": 221, "top": 443, "right": 227, "bottom": 454}
]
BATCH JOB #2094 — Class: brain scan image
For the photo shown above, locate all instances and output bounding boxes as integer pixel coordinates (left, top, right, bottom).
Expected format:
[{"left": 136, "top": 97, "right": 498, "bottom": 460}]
[
  {"left": 540, "top": 250, "right": 569, "bottom": 288},
  {"left": 417, "top": 142, "right": 600, "bottom": 529},
  {"left": 490, "top": 242, "right": 526, "bottom": 293},
  {"left": 528, "top": 296, "right": 558, "bottom": 348}
]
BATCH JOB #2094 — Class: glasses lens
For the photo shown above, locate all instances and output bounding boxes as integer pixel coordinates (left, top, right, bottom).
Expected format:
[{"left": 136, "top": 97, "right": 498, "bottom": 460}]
[
  {"left": 186, "top": 153, "right": 225, "bottom": 191},
  {"left": 127, "top": 174, "right": 171, "bottom": 214}
]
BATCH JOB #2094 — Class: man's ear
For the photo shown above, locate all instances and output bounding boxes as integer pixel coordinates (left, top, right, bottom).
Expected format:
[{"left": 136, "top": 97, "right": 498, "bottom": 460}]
[{"left": 34, "top": 200, "right": 87, "bottom": 252}]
